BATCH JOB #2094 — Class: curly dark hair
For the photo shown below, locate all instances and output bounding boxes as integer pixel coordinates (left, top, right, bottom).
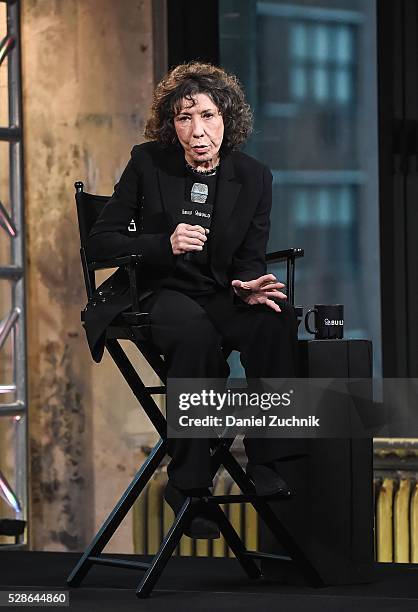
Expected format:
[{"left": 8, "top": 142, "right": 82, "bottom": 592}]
[{"left": 144, "top": 62, "right": 253, "bottom": 152}]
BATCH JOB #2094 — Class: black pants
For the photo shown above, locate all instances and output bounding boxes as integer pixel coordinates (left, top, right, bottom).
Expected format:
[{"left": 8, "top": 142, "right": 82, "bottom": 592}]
[{"left": 142, "top": 287, "right": 304, "bottom": 489}]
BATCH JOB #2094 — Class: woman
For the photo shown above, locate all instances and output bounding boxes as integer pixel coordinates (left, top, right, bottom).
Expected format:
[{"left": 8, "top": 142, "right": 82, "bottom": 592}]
[{"left": 86, "top": 62, "right": 301, "bottom": 538}]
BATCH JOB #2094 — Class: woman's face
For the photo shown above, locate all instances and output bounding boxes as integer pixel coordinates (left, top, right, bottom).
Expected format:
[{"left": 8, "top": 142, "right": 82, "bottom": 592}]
[{"left": 173, "top": 92, "right": 224, "bottom": 168}]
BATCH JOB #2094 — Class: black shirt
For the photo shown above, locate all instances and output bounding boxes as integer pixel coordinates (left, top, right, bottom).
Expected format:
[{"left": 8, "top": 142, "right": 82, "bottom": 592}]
[{"left": 162, "top": 164, "right": 221, "bottom": 296}]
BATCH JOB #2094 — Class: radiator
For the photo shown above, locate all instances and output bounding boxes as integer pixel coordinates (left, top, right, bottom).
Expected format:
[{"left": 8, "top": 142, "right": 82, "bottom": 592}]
[
  {"left": 132, "top": 467, "right": 258, "bottom": 558},
  {"left": 375, "top": 477, "right": 418, "bottom": 563},
  {"left": 133, "top": 471, "right": 418, "bottom": 562}
]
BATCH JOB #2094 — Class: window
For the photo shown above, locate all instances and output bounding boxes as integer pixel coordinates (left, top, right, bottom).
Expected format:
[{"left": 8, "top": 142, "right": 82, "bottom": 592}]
[{"left": 220, "top": 0, "right": 381, "bottom": 372}]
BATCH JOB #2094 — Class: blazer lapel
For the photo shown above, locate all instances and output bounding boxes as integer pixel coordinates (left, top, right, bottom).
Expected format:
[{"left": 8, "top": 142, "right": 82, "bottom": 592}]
[
  {"left": 211, "top": 152, "right": 242, "bottom": 257},
  {"left": 157, "top": 147, "right": 186, "bottom": 233}
]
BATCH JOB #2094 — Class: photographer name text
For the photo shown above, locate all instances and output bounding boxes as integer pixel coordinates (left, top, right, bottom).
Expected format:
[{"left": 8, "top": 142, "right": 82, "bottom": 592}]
[{"left": 177, "top": 414, "right": 320, "bottom": 428}]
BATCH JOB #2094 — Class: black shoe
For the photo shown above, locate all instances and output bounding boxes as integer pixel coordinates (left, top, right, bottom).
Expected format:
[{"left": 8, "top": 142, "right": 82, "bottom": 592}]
[
  {"left": 164, "top": 481, "right": 220, "bottom": 539},
  {"left": 246, "top": 461, "right": 291, "bottom": 498}
]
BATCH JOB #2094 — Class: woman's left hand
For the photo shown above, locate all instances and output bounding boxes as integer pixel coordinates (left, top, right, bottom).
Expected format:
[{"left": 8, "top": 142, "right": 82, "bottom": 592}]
[{"left": 231, "top": 274, "right": 287, "bottom": 312}]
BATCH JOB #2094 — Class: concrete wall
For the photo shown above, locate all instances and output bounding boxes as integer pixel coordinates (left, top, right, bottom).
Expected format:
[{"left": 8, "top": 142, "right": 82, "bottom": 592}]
[{"left": 21, "top": 0, "right": 159, "bottom": 552}]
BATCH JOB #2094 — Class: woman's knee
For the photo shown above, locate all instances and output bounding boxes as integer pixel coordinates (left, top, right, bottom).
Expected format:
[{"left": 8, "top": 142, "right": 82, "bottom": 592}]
[{"left": 253, "top": 303, "right": 297, "bottom": 338}]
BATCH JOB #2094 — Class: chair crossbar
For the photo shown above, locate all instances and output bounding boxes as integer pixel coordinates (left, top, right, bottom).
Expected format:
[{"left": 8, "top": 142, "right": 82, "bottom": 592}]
[
  {"left": 200, "top": 492, "right": 291, "bottom": 504},
  {"left": 106, "top": 339, "right": 166, "bottom": 437},
  {"left": 245, "top": 551, "right": 292, "bottom": 562},
  {"left": 88, "top": 557, "right": 151, "bottom": 571},
  {"left": 134, "top": 343, "right": 167, "bottom": 383},
  {"left": 146, "top": 386, "right": 166, "bottom": 394}
]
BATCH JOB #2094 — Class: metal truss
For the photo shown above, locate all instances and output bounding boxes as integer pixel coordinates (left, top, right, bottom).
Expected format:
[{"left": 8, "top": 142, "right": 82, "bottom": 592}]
[{"left": 0, "top": 0, "right": 27, "bottom": 547}]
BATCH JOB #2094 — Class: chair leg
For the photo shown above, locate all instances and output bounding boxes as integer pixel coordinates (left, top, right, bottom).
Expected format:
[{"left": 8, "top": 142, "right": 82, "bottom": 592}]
[
  {"left": 136, "top": 499, "right": 196, "bottom": 599},
  {"left": 106, "top": 339, "right": 167, "bottom": 438},
  {"left": 67, "top": 438, "right": 166, "bottom": 587},
  {"left": 209, "top": 504, "right": 261, "bottom": 580},
  {"left": 218, "top": 445, "right": 324, "bottom": 587}
]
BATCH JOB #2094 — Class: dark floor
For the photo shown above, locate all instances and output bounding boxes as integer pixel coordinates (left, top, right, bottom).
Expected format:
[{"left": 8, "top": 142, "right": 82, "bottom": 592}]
[{"left": 1, "top": 552, "right": 418, "bottom": 611}]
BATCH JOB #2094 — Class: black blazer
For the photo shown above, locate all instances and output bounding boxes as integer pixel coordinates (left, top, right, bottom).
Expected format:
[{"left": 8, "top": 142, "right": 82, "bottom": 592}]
[{"left": 84, "top": 141, "right": 273, "bottom": 361}]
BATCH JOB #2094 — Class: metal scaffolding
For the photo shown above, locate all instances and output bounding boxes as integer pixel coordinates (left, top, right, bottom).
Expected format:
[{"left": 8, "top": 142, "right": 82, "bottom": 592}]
[{"left": 0, "top": 0, "right": 27, "bottom": 547}]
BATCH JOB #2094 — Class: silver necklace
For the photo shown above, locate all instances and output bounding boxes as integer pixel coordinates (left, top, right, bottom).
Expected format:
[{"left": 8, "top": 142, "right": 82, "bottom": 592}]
[{"left": 185, "top": 160, "right": 220, "bottom": 177}]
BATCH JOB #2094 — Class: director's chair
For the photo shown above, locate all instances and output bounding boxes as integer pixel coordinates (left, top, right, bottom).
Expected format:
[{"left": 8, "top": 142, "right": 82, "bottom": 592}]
[{"left": 67, "top": 181, "right": 324, "bottom": 598}]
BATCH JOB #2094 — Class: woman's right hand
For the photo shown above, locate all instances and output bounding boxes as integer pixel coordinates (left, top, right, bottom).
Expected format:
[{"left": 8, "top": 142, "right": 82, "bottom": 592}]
[{"left": 170, "top": 223, "right": 208, "bottom": 255}]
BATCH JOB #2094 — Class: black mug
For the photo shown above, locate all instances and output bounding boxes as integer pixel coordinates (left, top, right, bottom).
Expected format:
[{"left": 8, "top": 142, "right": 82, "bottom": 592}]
[{"left": 305, "top": 304, "right": 344, "bottom": 340}]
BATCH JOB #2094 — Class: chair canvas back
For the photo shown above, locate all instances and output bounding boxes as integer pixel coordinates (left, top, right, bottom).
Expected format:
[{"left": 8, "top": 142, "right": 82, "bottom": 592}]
[{"left": 74, "top": 182, "right": 110, "bottom": 300}]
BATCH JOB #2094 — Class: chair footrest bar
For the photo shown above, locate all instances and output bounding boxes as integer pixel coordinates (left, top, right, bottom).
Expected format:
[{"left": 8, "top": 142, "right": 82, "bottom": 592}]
[
  {"left": 88, "top": 556, "right": 150, "bottom": 571},
  {"left": 245, "top": 551, "right": 292, "bottom": 562},
  {"left": 146, "top": 386, "right": 165, "bottom": 394},
  {"left": 203, "top": 493, "right": 290, "bottom": 504}
]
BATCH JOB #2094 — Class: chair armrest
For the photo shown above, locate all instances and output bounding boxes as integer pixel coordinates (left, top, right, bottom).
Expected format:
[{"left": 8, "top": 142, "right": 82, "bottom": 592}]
[
  {"left": 87, "top": 254, "right": 143, "bottom": 312},
  {"left": 265, "top": 248, "right": 304, "bottom": 306},
  {"left": 87, "top": 254, "right": 143, "bottom": 271},
  {"left": 266, "top": 248, "right": 304, "bottom": 264}
]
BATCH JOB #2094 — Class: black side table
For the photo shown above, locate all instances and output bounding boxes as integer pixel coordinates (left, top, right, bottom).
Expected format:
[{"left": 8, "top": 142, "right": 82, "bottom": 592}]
[{"left": 260, "top": 339, "right": 375, "bottom": 586}]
